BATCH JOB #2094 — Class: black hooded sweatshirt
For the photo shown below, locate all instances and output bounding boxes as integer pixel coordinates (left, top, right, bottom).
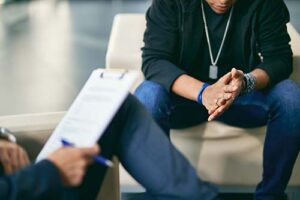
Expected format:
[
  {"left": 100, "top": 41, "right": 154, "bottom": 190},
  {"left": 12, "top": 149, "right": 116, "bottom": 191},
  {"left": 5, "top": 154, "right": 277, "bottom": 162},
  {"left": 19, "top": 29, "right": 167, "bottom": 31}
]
[{"left": 142, "top": 0, "right": 293, "bottom": 91}]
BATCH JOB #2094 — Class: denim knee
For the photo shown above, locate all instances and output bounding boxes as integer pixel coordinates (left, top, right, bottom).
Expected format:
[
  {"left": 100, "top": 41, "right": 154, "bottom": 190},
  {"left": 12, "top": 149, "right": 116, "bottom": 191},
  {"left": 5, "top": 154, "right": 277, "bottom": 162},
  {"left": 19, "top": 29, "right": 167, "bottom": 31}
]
[
  {"left": 268, "top": 79, "right": 300, "bottom": 135},
  {"left": 134, "top": 80, "right": 172, "bottom": 121}
]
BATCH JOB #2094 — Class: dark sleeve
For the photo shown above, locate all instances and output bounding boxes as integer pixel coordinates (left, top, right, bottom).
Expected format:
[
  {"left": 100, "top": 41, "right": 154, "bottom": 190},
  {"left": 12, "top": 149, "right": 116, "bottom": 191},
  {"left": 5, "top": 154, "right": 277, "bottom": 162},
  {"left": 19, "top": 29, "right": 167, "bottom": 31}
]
[
  {"left": 255, "top": 0, "right": 293, "bottom": 87},
  {"left": 0, "top": 160, "right": 63, "bottom": 200},
  {"left": 142, "top": 0, "right": 186, "bottom": 92}
]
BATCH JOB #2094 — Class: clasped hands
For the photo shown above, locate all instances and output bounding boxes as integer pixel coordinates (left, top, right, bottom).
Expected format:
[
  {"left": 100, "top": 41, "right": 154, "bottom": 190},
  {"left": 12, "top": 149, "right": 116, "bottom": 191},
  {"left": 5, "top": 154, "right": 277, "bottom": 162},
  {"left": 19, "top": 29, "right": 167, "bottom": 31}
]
[{"left": 202, "top": 68, "right": 244, "bottom": 121}]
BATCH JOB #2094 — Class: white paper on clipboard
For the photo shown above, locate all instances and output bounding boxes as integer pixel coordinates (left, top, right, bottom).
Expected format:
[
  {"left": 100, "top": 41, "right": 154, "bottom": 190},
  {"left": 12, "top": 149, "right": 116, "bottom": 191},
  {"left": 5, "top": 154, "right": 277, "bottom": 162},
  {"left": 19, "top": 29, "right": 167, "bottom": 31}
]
[{"left": 36, "top": 69, "right": 139, "bottom": 162}]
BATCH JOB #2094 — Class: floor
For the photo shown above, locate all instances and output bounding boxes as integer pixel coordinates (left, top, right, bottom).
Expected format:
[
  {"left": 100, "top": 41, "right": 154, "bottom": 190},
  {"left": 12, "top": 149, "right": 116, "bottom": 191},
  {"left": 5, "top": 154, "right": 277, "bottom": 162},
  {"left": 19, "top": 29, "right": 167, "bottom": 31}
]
[{"left": 121, "top": 193, "right": 288, "bottom": 200}]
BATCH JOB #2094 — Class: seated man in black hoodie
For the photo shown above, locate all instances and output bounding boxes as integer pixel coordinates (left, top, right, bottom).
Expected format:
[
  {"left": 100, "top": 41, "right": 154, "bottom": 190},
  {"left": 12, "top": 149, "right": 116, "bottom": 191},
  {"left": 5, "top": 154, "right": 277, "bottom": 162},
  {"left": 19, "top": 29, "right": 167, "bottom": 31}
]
[{"left": 135, "top": 0, "right": 300, "bottom": 199}]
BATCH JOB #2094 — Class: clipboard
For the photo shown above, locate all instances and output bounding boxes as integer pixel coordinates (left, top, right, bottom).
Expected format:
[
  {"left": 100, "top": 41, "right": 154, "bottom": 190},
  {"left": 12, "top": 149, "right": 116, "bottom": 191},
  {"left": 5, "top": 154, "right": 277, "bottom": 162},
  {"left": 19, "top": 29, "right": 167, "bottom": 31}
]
[{"left": 36, "top": 69, "right": 139, "bottom": 162}]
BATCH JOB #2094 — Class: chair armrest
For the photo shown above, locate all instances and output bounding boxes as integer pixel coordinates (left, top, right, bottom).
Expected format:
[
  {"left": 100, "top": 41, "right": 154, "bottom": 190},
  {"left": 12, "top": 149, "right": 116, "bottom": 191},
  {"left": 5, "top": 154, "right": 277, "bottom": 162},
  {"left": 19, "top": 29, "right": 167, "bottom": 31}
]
[
  {"left": 0, "top": 112, "right": 65, "bottom": 160},
  {"left": 0, "top": 112, "right": 65, "bottom": 133}
]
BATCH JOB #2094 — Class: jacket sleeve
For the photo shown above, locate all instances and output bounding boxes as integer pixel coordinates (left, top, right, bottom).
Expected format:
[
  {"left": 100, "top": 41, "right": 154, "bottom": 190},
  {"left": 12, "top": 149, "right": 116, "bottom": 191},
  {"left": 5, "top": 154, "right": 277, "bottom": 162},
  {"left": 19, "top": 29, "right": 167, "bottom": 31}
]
[
  {"left": 142, "top": 0, "right": 186, "bottom": 92},
  {"left": 0, "top": 160, "right": 63, "bottom": 200},
  {"left": 256, "top": 0, "right": 293, "bottom": 87}
]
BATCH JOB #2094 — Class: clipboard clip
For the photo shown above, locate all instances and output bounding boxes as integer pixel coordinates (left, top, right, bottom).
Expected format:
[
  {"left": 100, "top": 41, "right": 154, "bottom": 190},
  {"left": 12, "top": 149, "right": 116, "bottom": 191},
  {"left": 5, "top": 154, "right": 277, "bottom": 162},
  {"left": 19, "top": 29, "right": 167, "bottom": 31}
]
[{"left": 99, "top": 70, "right": 128, "bottom": 80}]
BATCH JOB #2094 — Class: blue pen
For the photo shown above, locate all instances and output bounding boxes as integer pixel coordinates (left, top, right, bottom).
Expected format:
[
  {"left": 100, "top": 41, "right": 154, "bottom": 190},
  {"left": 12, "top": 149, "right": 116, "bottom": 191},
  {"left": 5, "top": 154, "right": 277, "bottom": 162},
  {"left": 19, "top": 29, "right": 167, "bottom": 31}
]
[{"left": 61, "top": 138, "right": 114, "bottom": 168}]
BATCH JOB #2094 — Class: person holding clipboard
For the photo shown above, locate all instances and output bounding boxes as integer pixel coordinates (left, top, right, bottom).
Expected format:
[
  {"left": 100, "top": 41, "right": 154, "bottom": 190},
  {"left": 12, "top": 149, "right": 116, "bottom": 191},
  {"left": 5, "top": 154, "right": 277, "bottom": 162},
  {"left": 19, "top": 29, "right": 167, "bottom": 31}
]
[
  {"left": 0, "top": 128, "right": 100, "bottom": 200},
  {"left": 0, "top": 93, "right": 218, "bottom": 200}
]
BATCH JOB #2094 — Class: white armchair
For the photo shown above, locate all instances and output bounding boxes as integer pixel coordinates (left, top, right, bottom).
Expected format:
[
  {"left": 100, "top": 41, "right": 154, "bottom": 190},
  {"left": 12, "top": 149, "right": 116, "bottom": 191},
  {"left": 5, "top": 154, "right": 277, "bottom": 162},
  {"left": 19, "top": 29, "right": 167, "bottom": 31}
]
[{"left": 106, "top": 13, "right": 300, "bottom": 199}]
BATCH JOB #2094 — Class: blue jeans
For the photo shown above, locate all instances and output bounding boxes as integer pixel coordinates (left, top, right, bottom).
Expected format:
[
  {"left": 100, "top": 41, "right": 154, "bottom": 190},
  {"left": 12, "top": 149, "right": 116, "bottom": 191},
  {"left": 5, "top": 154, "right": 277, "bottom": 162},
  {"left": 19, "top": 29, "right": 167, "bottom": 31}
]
[
  {"left": 135, "top": 79, "right": 300, "bottom": 200},
  {"left": 62, "top": 94, "right": 218, "bottom": 200}
]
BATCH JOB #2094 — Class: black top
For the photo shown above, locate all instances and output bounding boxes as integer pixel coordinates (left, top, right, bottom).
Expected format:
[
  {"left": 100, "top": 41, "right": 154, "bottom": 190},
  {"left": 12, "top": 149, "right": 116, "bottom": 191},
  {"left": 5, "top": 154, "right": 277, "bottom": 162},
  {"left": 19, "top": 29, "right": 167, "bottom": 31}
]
[
  {"left": 142, "top": 0, "right": 293, "bottom": 91},
  {"left": 198, "top": 1, "right": 235, "bottom": 83}
]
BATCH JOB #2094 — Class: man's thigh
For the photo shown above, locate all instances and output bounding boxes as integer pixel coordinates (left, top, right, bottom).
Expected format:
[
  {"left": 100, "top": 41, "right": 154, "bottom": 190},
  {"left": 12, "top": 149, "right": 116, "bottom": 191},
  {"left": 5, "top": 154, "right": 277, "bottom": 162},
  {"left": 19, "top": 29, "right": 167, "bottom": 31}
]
[{"left": 216, "top": 91, "right": 268, "bottom": 128}]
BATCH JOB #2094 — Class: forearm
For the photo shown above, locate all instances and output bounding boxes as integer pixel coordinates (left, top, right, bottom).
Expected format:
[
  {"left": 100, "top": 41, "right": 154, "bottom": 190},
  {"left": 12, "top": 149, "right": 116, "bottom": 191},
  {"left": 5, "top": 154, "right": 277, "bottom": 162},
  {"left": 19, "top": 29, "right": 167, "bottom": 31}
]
[
  {"left": 250, "top": 68, "right": 270, "bottom": 90},
  {"left": 171, "top": 74, "right": 204, "bottom": 102}
]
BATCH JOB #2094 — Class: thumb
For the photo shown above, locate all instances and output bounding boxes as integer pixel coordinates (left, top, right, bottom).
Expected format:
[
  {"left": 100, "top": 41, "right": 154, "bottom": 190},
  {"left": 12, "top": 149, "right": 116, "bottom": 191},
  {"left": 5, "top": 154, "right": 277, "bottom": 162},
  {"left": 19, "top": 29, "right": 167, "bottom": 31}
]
[
  {"left": 231, "top": 68, "right": 238, "bottom": 78},
  {"left": 219, "top": 72, "right": 232, "bottom": 84},
  {"left": 80, "top": 145, "right": 100, "bottom": 157}
]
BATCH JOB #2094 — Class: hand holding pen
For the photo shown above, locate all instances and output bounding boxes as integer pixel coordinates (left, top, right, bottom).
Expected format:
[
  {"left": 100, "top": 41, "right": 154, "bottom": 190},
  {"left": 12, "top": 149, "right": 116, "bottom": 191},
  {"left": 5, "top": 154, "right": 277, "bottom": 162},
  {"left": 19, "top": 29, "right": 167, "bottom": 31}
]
[
  {"left": 48, "top": 143, "right": 100, "bottom": 187},
  {"left": 61, "top": 139, "right": 114, "bottom": 168}
]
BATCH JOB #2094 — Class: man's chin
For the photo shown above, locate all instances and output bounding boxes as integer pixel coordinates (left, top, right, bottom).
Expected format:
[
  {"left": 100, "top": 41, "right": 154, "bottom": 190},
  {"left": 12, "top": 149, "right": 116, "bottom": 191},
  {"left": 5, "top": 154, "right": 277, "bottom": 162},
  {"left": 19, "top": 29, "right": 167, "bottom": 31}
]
[{"left": 212, "top": 6, "right": 230, "bottom": 14}]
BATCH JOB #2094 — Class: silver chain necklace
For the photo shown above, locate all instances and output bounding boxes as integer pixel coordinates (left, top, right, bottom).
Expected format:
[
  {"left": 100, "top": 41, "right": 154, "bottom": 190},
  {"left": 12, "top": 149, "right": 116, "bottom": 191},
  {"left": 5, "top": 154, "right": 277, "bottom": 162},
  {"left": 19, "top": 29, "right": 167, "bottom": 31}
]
[{"left": 201, "top": 0, "right": 234, "bottom": 79}]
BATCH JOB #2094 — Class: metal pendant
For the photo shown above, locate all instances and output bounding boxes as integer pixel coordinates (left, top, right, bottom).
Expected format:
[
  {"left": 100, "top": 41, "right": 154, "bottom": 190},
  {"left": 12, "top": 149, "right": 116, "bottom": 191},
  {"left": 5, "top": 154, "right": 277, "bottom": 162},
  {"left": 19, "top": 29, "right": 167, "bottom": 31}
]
[{"left": 209, "top": 65, "right": 218, "bottom": 79}]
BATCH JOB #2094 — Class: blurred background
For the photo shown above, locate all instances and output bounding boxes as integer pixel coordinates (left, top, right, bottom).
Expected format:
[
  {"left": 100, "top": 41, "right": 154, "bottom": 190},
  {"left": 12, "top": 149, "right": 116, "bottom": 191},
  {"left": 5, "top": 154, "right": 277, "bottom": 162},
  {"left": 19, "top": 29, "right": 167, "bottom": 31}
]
[
  {"left": 0, "top": 0, "right": 151, "bottom": 115},
  {"left": 0, "top": 0, "right": 299, "bottom": 116}
]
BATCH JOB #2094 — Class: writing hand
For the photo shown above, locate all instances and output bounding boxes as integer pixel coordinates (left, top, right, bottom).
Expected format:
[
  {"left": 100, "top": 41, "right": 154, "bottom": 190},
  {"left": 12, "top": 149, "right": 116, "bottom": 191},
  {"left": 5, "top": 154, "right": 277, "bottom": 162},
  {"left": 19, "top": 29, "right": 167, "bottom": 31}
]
[{"left": 48, "top": 145, "right": 100, "bottom": 187}]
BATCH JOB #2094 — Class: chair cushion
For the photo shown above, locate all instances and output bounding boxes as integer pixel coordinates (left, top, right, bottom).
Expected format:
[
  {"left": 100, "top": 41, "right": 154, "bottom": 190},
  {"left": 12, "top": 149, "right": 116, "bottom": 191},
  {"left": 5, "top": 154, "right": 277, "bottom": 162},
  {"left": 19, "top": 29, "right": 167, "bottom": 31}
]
[{"left": 171, "top": 123, "right": 300, "bottom": 186}]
